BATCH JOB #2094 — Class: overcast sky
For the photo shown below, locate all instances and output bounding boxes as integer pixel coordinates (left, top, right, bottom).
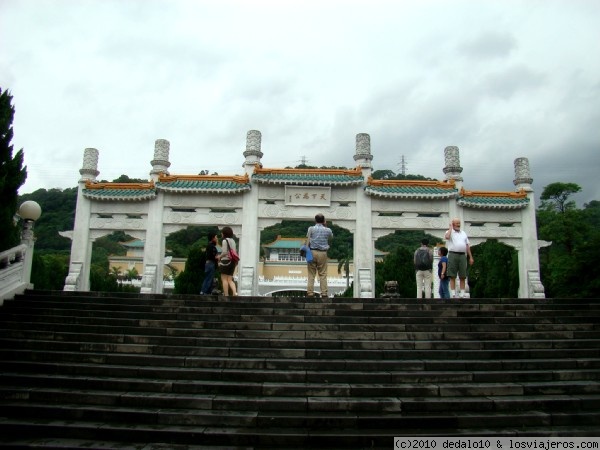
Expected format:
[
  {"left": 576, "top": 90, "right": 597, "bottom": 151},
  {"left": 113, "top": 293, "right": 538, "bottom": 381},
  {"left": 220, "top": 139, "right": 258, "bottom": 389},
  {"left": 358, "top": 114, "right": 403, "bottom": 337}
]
[{"left": 2, "top": 0, "right": 599, "bottom": 206}]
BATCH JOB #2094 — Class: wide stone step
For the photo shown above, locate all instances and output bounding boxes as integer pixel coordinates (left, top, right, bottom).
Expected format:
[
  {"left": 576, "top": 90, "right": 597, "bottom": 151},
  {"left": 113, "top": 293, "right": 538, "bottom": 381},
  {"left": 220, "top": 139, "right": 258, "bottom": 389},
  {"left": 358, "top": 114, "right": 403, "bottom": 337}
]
[
  {"left": 4, "top": 302, "right": 600, "bottom": 318},
  {"left": 12, "top": 292, "right": 600, "bottom": 309},
  {"left": 3, "top": 371, "right": 600, "bottom": 399},
  {"left": 1, "top": 317, "right": 598, "bottom": 338},
  {"left": 2, "top": 359, "right": 599, "bottom": 385},
  {"left": 4, "top": 396, "right": 600, "bottom": 429},
  {"left": 2, "top": 338, "right": 599, "bottom": 364},
  {"left": 2, "top": 343, "right": 599, "bottom": 366},
  {"left": 1, "top": 412, "right": 600, "bottom": 449},
  {"left": 5, "top": 351, "right": 599, "bottom": 373},
  {"left": 3, "top": 325, "right": 599, "bottom": 342}
]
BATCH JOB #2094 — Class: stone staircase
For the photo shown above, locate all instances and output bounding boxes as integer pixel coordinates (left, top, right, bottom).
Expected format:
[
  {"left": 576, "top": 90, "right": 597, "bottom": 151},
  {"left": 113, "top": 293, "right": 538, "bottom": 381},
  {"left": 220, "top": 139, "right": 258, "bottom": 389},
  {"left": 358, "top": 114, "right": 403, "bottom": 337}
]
[{"left": 0, "top": 290, "right": 599, "bottom": 448}]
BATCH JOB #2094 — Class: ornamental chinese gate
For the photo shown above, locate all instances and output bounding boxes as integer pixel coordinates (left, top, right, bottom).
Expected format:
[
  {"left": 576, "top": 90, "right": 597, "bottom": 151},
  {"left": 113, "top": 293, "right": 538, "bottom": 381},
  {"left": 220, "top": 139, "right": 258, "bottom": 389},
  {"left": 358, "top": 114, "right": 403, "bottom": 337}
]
[{"left": 64, "top": 131, "right": 545, "bottom": 298}]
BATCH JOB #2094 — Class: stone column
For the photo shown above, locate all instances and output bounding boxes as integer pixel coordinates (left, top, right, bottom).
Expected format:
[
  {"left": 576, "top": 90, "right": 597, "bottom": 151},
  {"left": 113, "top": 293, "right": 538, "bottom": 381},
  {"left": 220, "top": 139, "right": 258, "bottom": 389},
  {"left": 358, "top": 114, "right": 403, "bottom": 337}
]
[
  {"left": 513, "top": 157, "right": 545, "bottom": 298},
  {"left": 443, "top": 146, "right": 463, "bottom": 183},
  {"left": 65, "top": 148, "right": 99, "bottom": 291},
  {"left": 150, "top": 139, "right": 171, "bottom": 181},
  {"left": 137, "top": 140, "right": 171, "bottom": 293},
  {"left": 243, "top": 130, "right": 263, "bottom": 168},
  {"left": 239, "top": 130, "right": 263, "bottom": 296},
  {"left": 353, "top": 133, "right": 373, "bottom": 169},
  {"left": 443, "top": 145, "right": 463, "bottom": 222},
  {"left": 354, "top": 133, "right": 374, "bottom": 297}
]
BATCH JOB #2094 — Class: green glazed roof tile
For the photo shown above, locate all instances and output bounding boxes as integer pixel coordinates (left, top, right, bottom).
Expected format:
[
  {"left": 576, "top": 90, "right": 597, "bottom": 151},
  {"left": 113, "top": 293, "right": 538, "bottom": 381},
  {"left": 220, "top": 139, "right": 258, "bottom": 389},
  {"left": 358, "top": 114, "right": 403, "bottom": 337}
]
[
  {"left": 252, "top": 167, "right": 364, "bottom": 186},
  {"left": 157, "top": 173, "right": 251, "bottom": 193},
  {"left": 83, "top": 188, "right": 157, "bottom": 201},
  {"left": 157, "top": 179, "right": 251, "bottom": 192},
  {"left": 457, "top": 195, "right": 530, "bottom": 209},
  {"left": 365, "top": 184, "right": 458, "bottom": 199}
]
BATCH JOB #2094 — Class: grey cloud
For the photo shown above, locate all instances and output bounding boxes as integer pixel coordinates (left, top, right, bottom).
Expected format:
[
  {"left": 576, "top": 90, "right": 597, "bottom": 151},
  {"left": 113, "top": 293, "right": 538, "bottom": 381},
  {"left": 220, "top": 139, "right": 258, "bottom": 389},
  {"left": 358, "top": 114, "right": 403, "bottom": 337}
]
[
  {"left": 481, "top": 64, "right": 546, "bottom": 99},
  {"left": 458, "top": 31, "right": 517, "bottom": 60}
]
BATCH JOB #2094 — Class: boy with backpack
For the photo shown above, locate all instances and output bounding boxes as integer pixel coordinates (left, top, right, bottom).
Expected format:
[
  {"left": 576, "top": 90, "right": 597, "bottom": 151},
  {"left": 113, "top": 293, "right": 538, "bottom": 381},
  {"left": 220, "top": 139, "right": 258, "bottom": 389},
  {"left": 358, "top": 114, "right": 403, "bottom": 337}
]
[{"left": 414, "top": 238, "right": 434, "bottom": 299}]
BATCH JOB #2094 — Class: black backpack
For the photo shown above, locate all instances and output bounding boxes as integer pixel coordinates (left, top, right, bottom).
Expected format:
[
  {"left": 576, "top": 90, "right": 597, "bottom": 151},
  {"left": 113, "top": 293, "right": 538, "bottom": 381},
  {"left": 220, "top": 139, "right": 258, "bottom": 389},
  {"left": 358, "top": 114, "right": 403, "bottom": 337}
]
[{"left": 415, "top": 248, "right": 432, "bottom": 270}]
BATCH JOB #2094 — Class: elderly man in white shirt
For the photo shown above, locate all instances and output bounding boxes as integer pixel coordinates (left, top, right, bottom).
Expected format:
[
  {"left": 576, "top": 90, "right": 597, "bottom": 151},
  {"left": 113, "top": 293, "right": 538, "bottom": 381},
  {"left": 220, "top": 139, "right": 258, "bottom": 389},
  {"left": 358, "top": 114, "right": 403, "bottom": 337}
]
[{"left": 444, "top": 218, "right": 474, "bottom": 298}]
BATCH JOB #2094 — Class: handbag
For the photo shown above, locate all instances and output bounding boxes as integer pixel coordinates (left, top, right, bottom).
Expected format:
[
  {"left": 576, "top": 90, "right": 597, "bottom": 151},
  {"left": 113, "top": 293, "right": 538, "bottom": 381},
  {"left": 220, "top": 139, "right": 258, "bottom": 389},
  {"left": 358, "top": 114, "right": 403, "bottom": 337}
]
[
  {"left": 229, "top": 242, "right": 240, "bottom": 262},
  {"left": 219, "top": 238, "right": 239, "bottom": 267}
]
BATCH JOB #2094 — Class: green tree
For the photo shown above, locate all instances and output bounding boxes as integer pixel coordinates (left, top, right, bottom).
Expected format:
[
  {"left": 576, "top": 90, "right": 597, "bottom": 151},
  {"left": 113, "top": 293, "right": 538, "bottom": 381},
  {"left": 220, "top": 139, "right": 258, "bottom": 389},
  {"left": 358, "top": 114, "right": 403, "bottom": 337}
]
[
  {"left": 371, "top": 169, "right": 396, "bottom": 180},
  {"left": 540, "top": 182, "right": 582, "bottom": 213},
  {"left": 469, "top": 240, "right": 518, "bottom": 298},
  {"left": 537, "top": 182, "right": 599, "bottom": 297},
  {"left": 0, "top": 88, "right": 27, "bottom": 251},
  {"left": 109, "top": 175, "right": 148, "bottom": 183},
  {"left": 174, "top": 244, "right": 205, "bottom": 294},
  {"left": 29, "top": 252, "right": 69, "bottom": 291},
  {"left": 167, "top": 226, "right": 218, "bottom": 258},
  {"left": 374, "top": 246, "right": 415, "bottom": 297}
]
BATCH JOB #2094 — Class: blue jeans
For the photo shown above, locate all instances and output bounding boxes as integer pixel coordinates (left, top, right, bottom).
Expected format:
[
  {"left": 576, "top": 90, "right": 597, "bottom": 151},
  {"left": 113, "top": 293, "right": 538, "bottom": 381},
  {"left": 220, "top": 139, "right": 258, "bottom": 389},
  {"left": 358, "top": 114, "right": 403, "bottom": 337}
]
[
  {"left": 439, "top": 277, "right": 450, "bottom": 299},
  {"left": 201, "top": 261, "right": 216, "bottom": 294}
]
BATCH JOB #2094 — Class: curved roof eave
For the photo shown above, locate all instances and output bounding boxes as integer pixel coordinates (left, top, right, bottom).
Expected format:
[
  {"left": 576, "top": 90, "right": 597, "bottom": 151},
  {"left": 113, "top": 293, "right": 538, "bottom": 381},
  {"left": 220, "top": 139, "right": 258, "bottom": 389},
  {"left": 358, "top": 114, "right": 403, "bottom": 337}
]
[
  {"left": 82, "top": 190, "right": 157, "bottom": 202},
  {"left": 364, "top": 188, "right": 459, "bottom": 199},
  {"left": 252, "top": 166, "right": 365, "bottom": 186},
  {"left": 457, "top": 198, "right": 530, "bottom": 209},
  {"left": 457, "top": 187, "right": 530, "bottom": 210},
  {"left": 157, "top": 186, "right": 251, "bottom": 194}
]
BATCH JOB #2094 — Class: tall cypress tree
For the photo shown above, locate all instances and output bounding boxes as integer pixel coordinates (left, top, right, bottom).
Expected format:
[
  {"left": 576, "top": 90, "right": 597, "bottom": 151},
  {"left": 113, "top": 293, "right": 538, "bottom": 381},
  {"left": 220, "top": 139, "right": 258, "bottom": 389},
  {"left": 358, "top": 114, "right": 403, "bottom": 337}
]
[{"left": 0, "top": 88, "right": 27, "bottom": 251}]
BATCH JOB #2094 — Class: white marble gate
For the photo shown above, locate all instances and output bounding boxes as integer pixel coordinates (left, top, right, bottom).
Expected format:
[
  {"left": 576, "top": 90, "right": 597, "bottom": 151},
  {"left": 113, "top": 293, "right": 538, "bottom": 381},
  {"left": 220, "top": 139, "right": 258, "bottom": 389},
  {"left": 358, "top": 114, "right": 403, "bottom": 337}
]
[{"left": 64, "top": 131, "right": 545, "bottom": 298}]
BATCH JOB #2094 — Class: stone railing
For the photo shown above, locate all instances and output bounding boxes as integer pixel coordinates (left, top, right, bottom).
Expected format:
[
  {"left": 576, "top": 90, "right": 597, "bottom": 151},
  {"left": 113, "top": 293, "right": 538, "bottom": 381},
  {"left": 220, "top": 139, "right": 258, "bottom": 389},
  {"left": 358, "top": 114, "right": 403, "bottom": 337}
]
[
  {"left": 0, "top": 244, "right": 28, "bottom": 304},
  {"left": 118, "top": 279, "right": 175, "bottom": 290},
  {"left": 259, "top": 275, "right": 352, "bottom": 287}
]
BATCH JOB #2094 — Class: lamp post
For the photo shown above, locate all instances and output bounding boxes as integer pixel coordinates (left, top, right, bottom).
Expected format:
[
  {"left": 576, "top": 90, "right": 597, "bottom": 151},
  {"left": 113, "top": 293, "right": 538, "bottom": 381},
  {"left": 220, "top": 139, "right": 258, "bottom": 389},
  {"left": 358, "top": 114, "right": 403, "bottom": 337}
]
[{"left": 18, "top": 200, "right": 42, "bottom": 289}]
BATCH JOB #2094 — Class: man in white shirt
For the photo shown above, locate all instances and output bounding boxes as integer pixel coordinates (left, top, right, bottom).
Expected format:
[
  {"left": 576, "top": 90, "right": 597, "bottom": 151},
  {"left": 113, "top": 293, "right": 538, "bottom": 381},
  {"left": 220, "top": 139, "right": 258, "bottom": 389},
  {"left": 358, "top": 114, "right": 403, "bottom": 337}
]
[{"left": 444, "top": 218, "right": 474, "bottom": 298}]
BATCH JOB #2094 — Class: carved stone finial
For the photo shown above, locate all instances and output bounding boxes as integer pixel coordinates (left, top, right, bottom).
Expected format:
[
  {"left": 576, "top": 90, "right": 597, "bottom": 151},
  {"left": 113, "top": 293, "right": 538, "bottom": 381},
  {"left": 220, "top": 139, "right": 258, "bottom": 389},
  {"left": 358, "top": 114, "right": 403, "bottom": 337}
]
[
  {"left": 353, "top": 133, "right": 373, "bottom": 167},
  {"left": 79, "top": 148, "right": 99, "bottom": 181},
  {"left": 513, "top": 157, "right": 533, "bottom": 187},
  {"left": 150, "top": 139, "right": 171, "bottom": 176},
  {"left": 443, "top": 146, "right": 463, "bottom": 181},
  {"left": 243, "top": 130, "right": 263, "bottom": 166}
]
